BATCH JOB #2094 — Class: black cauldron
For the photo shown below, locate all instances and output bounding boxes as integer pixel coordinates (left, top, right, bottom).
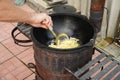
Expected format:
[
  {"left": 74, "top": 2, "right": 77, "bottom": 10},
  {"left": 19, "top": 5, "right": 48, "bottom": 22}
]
[
  {"left": 31, "top": 13, "right": 97, "bottom": 80},
  {"left": 31, "top": 13, "right": 96, "bottom": 52}
]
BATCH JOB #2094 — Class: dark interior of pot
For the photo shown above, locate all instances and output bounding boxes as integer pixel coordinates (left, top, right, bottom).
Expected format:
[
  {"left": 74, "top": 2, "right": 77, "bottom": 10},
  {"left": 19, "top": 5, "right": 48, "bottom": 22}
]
[{"left": 31, "top": 13, "right": 95, "bottom": 50}]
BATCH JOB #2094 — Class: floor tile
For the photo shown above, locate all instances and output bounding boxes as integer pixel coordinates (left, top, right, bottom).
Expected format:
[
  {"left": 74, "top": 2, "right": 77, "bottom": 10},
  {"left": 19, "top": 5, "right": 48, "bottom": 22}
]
[
  {"left": 24, "top": 73, "right": 35, "bottom": 80},
  {"left": 0, "top": 22, "right": 15, "bottom": 42},
  {"left": 0, "top": 44, "right": 13, "bottom": 64},
  {"left": 0, "top": 32, "right": 10, "bottom": 42},
  {"left": 17, "top": 47, "right": 35, "bottom": 72},
  {"left": 11, "top": 65, "right": 32, "bottom": 80},
  {"left": 1, "top": 37, "right": 30, "bottom": 55},
  {"left": 17, "top": 47, "right": 35, "bottom": 65},
  {"left": 1, "top": 73, "right": 17, "bottom": 80},
  {"left": 0, "top": 22, "right": 15, "bottom": 32},
  {"left": 0, "top": 57, "right": 33, "bottom": 80}
]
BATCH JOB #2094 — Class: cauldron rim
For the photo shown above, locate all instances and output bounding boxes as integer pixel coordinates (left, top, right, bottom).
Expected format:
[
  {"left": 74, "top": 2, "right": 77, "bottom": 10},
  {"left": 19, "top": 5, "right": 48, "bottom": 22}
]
[{"left": 31, "top": 13, "right": 97, "bottom": 53}]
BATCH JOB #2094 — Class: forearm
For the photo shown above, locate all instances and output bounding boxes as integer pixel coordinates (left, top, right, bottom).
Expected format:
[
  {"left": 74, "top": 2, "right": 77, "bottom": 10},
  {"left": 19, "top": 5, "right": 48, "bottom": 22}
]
[
  {"left": 0, "top": 0, "right": 53, "bottom": 28},
  {"left": 0, "top": 0, "right": 32, "bottom": 23}
]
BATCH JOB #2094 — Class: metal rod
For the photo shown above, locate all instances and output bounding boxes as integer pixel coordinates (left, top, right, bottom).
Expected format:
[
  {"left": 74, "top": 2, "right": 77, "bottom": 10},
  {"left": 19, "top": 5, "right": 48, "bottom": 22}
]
[{"left": 48, "top": 26, "right": 57, "bottom": 38}]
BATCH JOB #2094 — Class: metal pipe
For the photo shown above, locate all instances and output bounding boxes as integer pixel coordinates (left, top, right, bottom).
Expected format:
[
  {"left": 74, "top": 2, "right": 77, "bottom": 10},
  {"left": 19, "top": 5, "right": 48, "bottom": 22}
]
[{"left": 90, "top": 0, "right": 106, "bottom": 32}]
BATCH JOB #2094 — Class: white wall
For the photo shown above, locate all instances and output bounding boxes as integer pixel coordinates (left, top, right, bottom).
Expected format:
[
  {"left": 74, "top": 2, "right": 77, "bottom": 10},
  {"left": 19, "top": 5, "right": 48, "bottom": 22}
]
[
  {"left": 101, "top": 0, "right": 120, "bottom": 39},
  {"left": 101, "top": 0, "right": 112, "bottom": 39},
  {"left": 107, "top": 0, "right": 120, "bottom": 38},
  {"left": 67, "top": 0, "right": 91, "bottom": 17}
]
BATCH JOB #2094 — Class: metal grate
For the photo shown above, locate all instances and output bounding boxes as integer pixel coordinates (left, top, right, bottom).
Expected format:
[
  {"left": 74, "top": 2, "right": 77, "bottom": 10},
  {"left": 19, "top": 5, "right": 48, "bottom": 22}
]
[
  {"left": 66, "top": 47, "right": 120, "bottom": 80},
  {"left": 17, "top": 23, "right": 32, "bottom": 39}
]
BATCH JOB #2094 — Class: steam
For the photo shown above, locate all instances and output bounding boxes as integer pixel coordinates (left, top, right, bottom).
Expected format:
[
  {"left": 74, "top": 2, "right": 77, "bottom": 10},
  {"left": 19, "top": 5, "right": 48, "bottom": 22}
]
[{"left": 58, "top": 19, "right": 75, "bottom": 36}]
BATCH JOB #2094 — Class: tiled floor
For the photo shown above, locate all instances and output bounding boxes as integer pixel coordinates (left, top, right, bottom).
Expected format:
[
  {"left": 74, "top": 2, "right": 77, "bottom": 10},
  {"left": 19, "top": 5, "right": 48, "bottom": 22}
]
[{"left": 0, "top": 3, "right": 35, "bottom": 80}]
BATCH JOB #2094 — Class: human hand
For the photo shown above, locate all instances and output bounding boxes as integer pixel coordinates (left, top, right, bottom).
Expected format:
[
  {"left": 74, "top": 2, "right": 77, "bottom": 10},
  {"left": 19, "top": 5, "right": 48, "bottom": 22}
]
[{"left": 28, "top": 13, "right": 53, "bottom": 29}]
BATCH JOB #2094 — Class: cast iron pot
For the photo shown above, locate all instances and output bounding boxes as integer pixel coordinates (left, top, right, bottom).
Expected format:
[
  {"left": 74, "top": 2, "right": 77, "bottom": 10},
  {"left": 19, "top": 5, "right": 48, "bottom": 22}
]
[
  {"left": 31, "top": 13, "right": 97, "bottom": 52},
  {"left": 31, "top": 13, "right": 97, "bottom": 80}
]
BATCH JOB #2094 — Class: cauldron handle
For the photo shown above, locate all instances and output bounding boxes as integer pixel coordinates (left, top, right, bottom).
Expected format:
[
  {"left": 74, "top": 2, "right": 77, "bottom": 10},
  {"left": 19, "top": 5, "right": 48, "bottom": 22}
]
[{"left": 11, "top": 25, "right": 32, "bottom": 47}]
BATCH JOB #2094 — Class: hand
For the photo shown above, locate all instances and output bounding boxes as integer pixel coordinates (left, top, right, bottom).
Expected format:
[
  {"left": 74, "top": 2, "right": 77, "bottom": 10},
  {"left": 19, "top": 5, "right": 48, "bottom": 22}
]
[{"left": 28, "top": 13, "right": 53, "bottom": 29}]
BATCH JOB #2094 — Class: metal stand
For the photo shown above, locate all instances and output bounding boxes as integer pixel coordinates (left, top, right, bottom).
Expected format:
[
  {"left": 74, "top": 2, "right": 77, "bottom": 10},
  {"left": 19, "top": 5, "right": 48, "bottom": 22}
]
[
  {"left": 65, "top": 47, "right": 120, "bottom": 80},
  {"left": 27, "top": 63, "right": 44, "bottom": 80}
]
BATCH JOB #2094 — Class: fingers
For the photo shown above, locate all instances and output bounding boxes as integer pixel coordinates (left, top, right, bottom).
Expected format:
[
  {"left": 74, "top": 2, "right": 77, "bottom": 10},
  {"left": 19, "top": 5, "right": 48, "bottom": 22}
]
[
  {"left": 30, "top": 23, "right": 48, "bottom": 29},
  {"left": 42, "top": 16, "right": 53, "bottom": 28},
  {"left": 28, "top": 13, "right": 53, "bottom": 29}
]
